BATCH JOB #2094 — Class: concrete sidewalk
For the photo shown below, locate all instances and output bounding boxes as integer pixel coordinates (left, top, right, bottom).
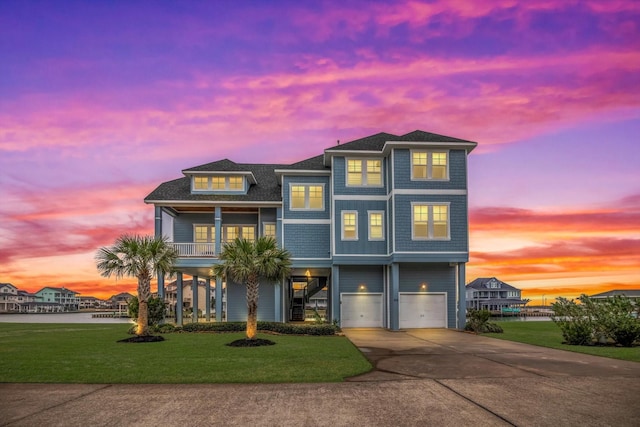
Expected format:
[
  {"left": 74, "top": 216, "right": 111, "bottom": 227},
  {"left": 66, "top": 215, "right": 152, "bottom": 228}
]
[{"left": 1, "top": 329, "right": 639, "bottom": 426}]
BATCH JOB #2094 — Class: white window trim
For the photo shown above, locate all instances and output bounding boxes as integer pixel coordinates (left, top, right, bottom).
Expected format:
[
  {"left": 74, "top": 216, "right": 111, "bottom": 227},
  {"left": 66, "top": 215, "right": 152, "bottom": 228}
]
[
  {"left": 193, "top": 224, "right": 215, "bottom": 242},
  {"left": 410, "top": 150, "right": 450, "bottom": 181},
  {"left": 411, "top": 202, "right": 451, "bottom": 240},
  {"left": 289, "top": 183, "right": 325, "bottom": 211},
  {"left": 222, "top": 225, "right": 256, "bottom": 243},
  {"left": 345, "top": 158, "right": 384, "bottom": 187},
  {"left": 341, "top": 210, "right": 358, "bottom": 241},
  {"left": 263, "top": 222, "right": 276, "bottom": 238},
  {"left": 367, "top": 210, "right": 385, "bottom": 241}
]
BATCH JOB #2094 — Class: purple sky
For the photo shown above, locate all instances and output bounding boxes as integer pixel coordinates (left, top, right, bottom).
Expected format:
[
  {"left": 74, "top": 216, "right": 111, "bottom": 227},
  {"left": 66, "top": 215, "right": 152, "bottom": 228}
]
[{"left": 1, "top": 0, "right": 639, "bottom": 300}]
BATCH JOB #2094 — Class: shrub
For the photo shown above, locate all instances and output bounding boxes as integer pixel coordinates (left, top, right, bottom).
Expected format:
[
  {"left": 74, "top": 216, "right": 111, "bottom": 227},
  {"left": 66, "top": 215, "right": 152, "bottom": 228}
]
[
  {"left": 599, "top": 296, "right": 640, "bottom": 347},
  {"left": 551, "top": 297, "right": 593, "bottom": 345},
  {"left": 465, "top": 309, "right": 495, "bottom": 333},
  {"left": 128, "top": 296, "right": 167, "bottom": 326},
  {"left": 178, "top": 321, "right": 339, "bottom": 335}
]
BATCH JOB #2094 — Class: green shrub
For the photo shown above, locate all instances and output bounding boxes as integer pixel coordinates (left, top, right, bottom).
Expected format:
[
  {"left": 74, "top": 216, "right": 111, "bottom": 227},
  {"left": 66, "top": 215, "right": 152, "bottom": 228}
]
[
  {"left": 551, "top": 297, "right": 593, "bottom": 345},
  {"left": 128, "top": 296, "right": 166, "bottom": 326},
  {"left": 178, "top": 321, "right": 339, "bottom": 336},
  {"left": 465, "top": 309, "right": 492, "bottom": 333},
  {"left": 599, "top": 296, "right": 640, "bottom": 347}
]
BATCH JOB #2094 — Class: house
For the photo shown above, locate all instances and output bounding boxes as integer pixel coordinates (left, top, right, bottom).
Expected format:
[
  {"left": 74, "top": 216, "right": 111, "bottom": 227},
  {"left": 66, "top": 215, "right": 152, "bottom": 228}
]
[
  {"left": 465, "top": 277, "right": 529, "bottom": 313},
  {"left": 108, "top": 292, "right": 135, "bottom": 311},
  {"left": 78, "top": 296, "right": 110, "bottom": 309},
  {"left": 145, "top": 130, "right": 477, "bottom": 329},
  {"left": 0, "top": 283, "right": 21, "bottom": 312},
  {"left": 590, "top": 289, "right": 640, "bottom": 301},
  {"left": 35, "top": 287, "right": 80, "bottom": 311}
]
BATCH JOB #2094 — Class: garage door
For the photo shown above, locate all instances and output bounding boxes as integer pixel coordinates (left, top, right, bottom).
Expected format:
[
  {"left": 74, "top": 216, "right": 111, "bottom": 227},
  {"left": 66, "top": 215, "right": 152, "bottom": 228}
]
[
  {"left": 341, "top": 293, "right": 383, "bottom": 328},
  {"left": 399, "top": 293, "right": 447, "bottom": 328}
]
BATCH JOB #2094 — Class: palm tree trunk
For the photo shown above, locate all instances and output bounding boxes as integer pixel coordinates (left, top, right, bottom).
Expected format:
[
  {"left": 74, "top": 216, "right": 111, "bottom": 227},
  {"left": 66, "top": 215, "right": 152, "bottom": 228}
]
[
  {"left": 137, "top": 300, "right": 150, "bottom": 336},
  {"left": 246, "top": 277, "right": 259, "bottom": 340}
]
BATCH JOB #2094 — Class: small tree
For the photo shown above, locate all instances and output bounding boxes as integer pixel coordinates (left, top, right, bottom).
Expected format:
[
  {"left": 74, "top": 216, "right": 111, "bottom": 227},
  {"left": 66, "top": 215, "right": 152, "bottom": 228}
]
[
  {"left": 213, "top": 236, "right": 291, "bottom": 341},
  {"left": 551, "top": 297, "right": 593, "bottom": 345},
  {"left": 96, "top": 235, "right": 177, "bottom": 336},
  {"left": 128, "top": 296, "right": 166, "bottom": 327}
]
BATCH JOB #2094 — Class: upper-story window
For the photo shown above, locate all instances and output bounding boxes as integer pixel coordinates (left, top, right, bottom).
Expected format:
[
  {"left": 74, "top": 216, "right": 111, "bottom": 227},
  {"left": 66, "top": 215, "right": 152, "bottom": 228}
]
[
  {"left": 223, "top": 226, "right": 255, "bottom": 243},
  {"left": 263, "top": 223, "right": 276, "bottom": 239},
  {"left": 411, "top": 151, "right": 448, "bottom": 180},
  {"left": 368, "top": 211, "right": 384, "bottom": 240},
  {"left": 342, "top": 211, "right": 358, "bottom": 240},
  {"left": 347, "top": 159, "right": 382, "bottom": 186},
  {"left": 412, "top": 203, "right": 450, "bottom": 240},
  {"left": 194, "top": 175, "right": 245, "bottom": 191},
  {"left": 290, "top": 184, "right": 324, "bottom": 210}
]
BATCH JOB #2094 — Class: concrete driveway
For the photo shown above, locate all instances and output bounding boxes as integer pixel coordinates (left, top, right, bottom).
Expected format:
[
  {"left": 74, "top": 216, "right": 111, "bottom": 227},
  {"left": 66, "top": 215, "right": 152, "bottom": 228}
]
[{"left": 1, "top": 329, "right": 639, "bottom": 426}]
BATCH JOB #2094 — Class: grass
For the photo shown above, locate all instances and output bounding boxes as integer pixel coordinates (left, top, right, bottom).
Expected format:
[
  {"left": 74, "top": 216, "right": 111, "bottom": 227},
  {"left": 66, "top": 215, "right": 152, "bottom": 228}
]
[
  {"left": 0, "top": 323, "right": 372, "bottom": 383},
  {"left": 486, "top": 321, "right": 640, "bottom": 363}
]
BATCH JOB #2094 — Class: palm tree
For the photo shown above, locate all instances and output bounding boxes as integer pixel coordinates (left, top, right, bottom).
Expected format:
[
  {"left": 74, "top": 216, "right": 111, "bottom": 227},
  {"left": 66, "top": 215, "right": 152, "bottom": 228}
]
[
  {"left": 96, "top": 235, "right": 177, "bottom": 336},
  {"left": 213, "top": 236, "right": 291, "bottom": 340}
]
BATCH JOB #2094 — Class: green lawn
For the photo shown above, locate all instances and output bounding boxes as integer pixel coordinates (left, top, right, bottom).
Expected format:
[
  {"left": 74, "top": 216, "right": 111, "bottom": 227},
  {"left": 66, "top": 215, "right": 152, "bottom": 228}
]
[
  {"left": 486, "top": 321, "right": 640, "bottom": 363},
  {"left": 0, "top": 323, "right": 372, "bottom": 383}
]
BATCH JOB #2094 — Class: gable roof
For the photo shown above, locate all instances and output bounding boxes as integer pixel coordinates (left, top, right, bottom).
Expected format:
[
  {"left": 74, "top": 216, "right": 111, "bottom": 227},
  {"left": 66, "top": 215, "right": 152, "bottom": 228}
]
[
  {"left": 466, "top": 277, "right": 519, "bottom": 291},
  {"left": 590, "top": 289, "right": 640, "bottom": 299},
  {"left": 35, "top": 287, "right": 79, "bottom": 295},
  {"left": 325, "top": 130, "right": 475, "bottom": 152}
]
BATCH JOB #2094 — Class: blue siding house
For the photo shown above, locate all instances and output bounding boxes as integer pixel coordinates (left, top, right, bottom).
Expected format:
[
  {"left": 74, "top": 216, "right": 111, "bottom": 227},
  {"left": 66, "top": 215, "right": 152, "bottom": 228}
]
[{"left": 145, "top": 130, "right": 477, "bottom": 329}]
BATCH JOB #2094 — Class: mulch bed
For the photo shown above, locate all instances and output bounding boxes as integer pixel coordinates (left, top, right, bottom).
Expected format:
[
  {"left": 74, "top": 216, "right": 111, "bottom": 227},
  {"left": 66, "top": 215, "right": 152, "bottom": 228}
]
[
  {"left": 226, "top": 338, "right": 276, "bottom": 347},
  {"left": 118, "top": 335, "right": 165, "bottom": 343}
]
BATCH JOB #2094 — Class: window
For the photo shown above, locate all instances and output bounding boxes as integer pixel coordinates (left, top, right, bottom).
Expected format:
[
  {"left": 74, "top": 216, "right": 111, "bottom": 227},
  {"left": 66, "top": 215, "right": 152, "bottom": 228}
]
[
  {"left": 411, "top": 151, "right": 448, "bottom": 180},
  {"left": 194, "top": 177, "right": 208, "bottom": 190},
  {"left": 412, "top": 204, "right": 450, "bottom": 239},
  {"left": 342, "top": 211, "right": 357, "bottom": 240},
  {"left": 290, "top": 184, "right": 324, "bottom": 210},
  {"left": 194, "top": 225, "right": 215, "bottom": 255},
  {"left": 263, "top": 223, "right": 276, "bottom": 239},
  {"left": 223, "top": 226, "right": 255, "bottom": 243},
  {"left": 195, "top": 175, "right": 245, "bottom": 191},
  {"left": 346, "top": 159, "right": 382, "bottom": 186},
  {"left": 368, "top": 211, "right": 384, "bottom": 240}
]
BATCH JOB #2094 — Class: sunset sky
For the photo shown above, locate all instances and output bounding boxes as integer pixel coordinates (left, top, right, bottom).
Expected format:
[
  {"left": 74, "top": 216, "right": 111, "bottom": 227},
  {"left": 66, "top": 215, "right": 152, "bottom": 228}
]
[{"left": 1, "top": 0, "right": 638, "bottom": 303}]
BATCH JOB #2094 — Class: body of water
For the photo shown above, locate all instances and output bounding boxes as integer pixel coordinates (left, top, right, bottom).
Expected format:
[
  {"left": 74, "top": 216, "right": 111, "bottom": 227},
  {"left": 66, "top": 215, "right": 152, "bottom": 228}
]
[
  {"left": 0, "top": 312, "right": 133, "bottom": 324},
  {"left": 493, "top": 316, "right": 552, "bottom": 322}
]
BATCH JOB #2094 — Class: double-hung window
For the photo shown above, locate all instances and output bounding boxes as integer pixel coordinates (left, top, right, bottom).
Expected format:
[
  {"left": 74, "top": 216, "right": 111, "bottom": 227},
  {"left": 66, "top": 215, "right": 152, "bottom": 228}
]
[
  {"left": 290, "top": 184, "right": 324, "bottom": 210},
  {"left": 342, "top": 211, "right": 358, "bottom": 240},
  {"left": 411, "top": 151, "right": 448, "bottom": 180},
  {"left": 347, "top": 159, "right": 382, "bottom": 186},
  {"left": 194, "top": 225, "right": 215, "bottom": 255},
  {"left": 263, "top": 223, "right": 276, "bottom": 239},
  {"left": 412, "top": 203, "right": 450, "bottom": 240},
  {"left": 223, "top": 226, "right": 255, "bottom": 243},
  {"left": 368, "top": 211, "right": 384, "bottom": 240}
]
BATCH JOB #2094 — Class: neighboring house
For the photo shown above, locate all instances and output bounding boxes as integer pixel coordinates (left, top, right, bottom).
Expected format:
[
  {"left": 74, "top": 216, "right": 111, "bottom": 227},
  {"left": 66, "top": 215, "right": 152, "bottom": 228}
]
[
  {"left": 465, "top": 277, "right": 529, "bottom": 313},
  {"left": 0, "top": 283, "right": 20, "bottom": 312},
  {"left": 78, "top": 296, "right": 110, "bottom": 309},
  {"left": 35, "top": 287, "right": 80, "bottom": 311},
  {"left": 108, "top": 292, "right": 134, "bottom": 311},
  {"left": 145, "top": 130, "right": 477, "bottom": 329},
  {"left": 590, "top": 289, "right": 640, "bottom": 301}
]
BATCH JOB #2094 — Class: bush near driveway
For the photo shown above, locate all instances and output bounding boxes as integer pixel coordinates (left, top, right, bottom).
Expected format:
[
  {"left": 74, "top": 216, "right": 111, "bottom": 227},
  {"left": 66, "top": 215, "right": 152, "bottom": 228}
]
[{"left": 551, "top": 295, "right": 640, "bottom": 347}]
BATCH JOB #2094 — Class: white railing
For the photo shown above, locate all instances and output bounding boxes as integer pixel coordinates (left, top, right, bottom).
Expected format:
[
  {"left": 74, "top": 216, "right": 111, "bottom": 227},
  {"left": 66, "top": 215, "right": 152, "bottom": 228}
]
[{"left": 170, "top": 243, "right": 217, "bottom": 257}]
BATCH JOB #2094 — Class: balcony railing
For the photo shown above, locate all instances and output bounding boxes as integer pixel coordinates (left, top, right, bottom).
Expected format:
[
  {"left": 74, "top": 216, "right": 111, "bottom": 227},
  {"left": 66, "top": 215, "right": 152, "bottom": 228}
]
[{"left": 170, "top": 243, "right": 217, "bottom": 257}]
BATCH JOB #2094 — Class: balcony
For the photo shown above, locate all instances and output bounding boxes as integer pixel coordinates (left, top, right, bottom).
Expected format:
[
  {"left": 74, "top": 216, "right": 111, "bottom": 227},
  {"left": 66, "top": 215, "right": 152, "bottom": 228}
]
[{"left": 170, "top": 243, "right": 217, "bottom": 257}]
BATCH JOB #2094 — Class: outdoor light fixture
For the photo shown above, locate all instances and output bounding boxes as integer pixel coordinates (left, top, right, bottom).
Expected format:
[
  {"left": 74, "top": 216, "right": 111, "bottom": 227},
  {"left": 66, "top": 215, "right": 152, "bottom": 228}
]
[
  {"left": 305, "top": 269, "right": 311, "bottom": 278},
  {"left": 420, "top": 283, "right": 427, "bottom": 290},
  {"left": 359, "top": 284, "right": 366, "bottom": 291}
]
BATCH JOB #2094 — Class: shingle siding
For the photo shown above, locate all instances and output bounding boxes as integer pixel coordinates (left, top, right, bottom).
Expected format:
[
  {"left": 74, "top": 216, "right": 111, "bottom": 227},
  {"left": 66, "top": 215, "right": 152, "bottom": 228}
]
[
  {"left": 332, "top": 157, "right": 388, "bottom": 196},
  {"left": 334, "top": 200, "right": 388, "bottom": 255},
  {"left": 282, "top": 175, "right": 331, "bottom": 220},
  {"left": 393, "top": 149, "right": 468, "bottom": 190},
  {"left": 283, "top": 224, "right": 331, "bottom": 258}
]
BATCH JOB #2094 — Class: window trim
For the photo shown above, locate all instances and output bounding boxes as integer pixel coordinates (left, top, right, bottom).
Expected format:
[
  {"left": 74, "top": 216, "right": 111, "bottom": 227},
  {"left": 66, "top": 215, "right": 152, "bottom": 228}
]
[
  {"left": 345, "top": 158, "right": 383, "bottom": 187},
  {"left": 289, "top": 183, "right": 325, "bottom": 211},
  {"left": 411, "top": 202, "right": 451, "bottom": 240},
  {"left": 367, "top": 210, "right": 385, "bottom": 241},
  {"left": 341, "top": 210, "right": 358, "bottom": 241},
  {"left": 263, "top": 222, "right": 276, "bottom": 239},
  {"left": 410, "top": 150, "right": 450, "bottom": 181},
  {"left": 222, "top": 225, "right": 256, "bottom": 243},
  {"left": 192, "top": 175, "right": 246, "bottom": 192},
  {"left": 193, "top": 224, "right": 215, "bottom": 242}
]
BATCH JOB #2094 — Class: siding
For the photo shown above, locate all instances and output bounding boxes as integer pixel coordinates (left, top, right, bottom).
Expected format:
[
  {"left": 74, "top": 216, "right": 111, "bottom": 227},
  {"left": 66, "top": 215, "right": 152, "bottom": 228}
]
[
  {"left": 338, "top": 265, "right": 384, "bottom": 293},
  {"left": 282, "top": 175, "right": 330, "bottom": 220},
  {"left": 225, "top": 279, "right": 277, "bottom": 322},
  {"left": 398, "top": 263, "right": 456, "bottom": 328},
  {"left": 332, "top": 157, "right": 388, "bottom": 196},
  {"left": 334, "top": 200, "right": 387, "bottom": 255},
  {"left": 283, "top": 224, "right": 331, "bottom": 258},
  {"left": 174, "top": 213, "right": 216, "bottom": 243}
]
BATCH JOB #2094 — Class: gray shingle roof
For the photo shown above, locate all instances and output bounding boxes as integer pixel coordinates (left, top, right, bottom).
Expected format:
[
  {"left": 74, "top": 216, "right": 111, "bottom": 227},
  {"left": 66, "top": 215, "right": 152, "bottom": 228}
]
[
  {"left": 277, "top": 154, "right": 328, "bottom": 171},
  {"left": 590, "top": 289, "right": 640, "bottom": 298},
  {"left": 466, "top": 277, "right": 519, "bottom": 291},
  {"left": 326, "top": 130, "right": 475, "bottom": 151}
]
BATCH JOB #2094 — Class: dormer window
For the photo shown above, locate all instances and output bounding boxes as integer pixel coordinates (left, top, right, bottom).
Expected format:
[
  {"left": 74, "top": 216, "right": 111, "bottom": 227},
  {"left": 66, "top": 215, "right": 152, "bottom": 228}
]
[{"left": 193, "top": 175, "right": 245, "bottom": 192}]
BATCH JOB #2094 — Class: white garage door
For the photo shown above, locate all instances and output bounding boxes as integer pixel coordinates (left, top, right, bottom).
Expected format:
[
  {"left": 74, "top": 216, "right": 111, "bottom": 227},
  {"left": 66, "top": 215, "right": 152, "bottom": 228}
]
[
  {"left": 341, "top": 293, "right": 383, "bottom": 328},
  {"left": 399, "top": 293, "right": 447, "bottom": 328}
]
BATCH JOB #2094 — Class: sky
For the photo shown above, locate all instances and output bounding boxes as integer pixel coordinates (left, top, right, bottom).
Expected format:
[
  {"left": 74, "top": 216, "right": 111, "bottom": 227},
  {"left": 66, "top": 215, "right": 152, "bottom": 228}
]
[{"left": 1, "top": 0, "right": 639, "bottom": 303}]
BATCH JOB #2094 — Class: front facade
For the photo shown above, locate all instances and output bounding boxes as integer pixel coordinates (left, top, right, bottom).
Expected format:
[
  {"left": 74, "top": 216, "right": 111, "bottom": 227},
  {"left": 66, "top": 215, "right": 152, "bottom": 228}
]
[
  {"left": 145, "top": 130, "right": 476, "bottom": 329},
  {"left": 35, "top": 287, "right": 80, "bottom": 311},
  {"left": 466, "top": 277, "right": 529, "bottom": 313}
]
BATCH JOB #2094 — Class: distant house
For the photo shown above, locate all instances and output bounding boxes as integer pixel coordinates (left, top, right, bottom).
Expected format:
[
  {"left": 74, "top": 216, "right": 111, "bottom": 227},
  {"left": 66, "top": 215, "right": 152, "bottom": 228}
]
[
  {"left": 466, "top": 278, "right": 529, "bottom": 313},
  {"left": 35, "top": 287, "right": 80, "bottom": 311},
  {"left": 0, "top": 283, "right": 20, "bottom": 312},
  {"left": 162, "top": 279, "right": 220, "bottom": 315},
  {"left": 108, "top": 292, "right": 135, "bottom": 311},
  {"left": 78, "top": 296, "right": 110, "bottom": 309},
  {"left": 590, "top": 290, "right": 640, "bottom": 301}
]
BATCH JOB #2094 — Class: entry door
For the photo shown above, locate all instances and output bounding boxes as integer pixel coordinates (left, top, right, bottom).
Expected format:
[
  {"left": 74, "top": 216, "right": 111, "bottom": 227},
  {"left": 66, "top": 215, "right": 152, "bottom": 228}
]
[
  {"left": 399, "top": 293, "right": 447, "bottom": 328},
  {"left": 341, "top": 293, "right": 383, "bottom": 328}
]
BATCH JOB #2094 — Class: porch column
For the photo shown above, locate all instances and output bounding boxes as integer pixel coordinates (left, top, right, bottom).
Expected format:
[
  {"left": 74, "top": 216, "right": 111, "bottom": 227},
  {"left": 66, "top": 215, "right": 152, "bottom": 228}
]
[
  {"left": 215, "top": 276, "right": 223, "bottom": 322},
  {"left": 274, "top": 278, "right": 281, "bottom": 322},
  {"left": 389, "top": 263, "right": 400, "bottom": 331},
  {"left": 192, "top": 275, "right": 199, "bottom": 323},
  {"left": 276, "top": 207, "right": 283, "bottom": 246},
  {"left": 154, "top": 206, "right": 162, "bottom": 238},
  {"left": 331, "top": 265, "right": 340, "bottom": 324},
  {"left": 176, "top": 272, "right": 183, "bottom": 326},
  {"left": 205, "top": 277, "right": 211, "bottom": 321},
  {"left": 215, "top": 207, "right": 222, "bottom": 254},
  {"left": 458, "top": 263, "right": 466, "bottom": 329},
  {"left": 157, "top": 273, "right": 165, "bottom": 299}
]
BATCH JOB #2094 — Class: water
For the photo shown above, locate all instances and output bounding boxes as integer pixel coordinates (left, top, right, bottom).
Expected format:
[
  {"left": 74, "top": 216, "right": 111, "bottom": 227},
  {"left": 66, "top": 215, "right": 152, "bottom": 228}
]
[
  {"left": 0, "top": 312, "right": 133, "bottom": 324},
  {"left": 493, "top": 316, "right": 552, "bottom": 322}
]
